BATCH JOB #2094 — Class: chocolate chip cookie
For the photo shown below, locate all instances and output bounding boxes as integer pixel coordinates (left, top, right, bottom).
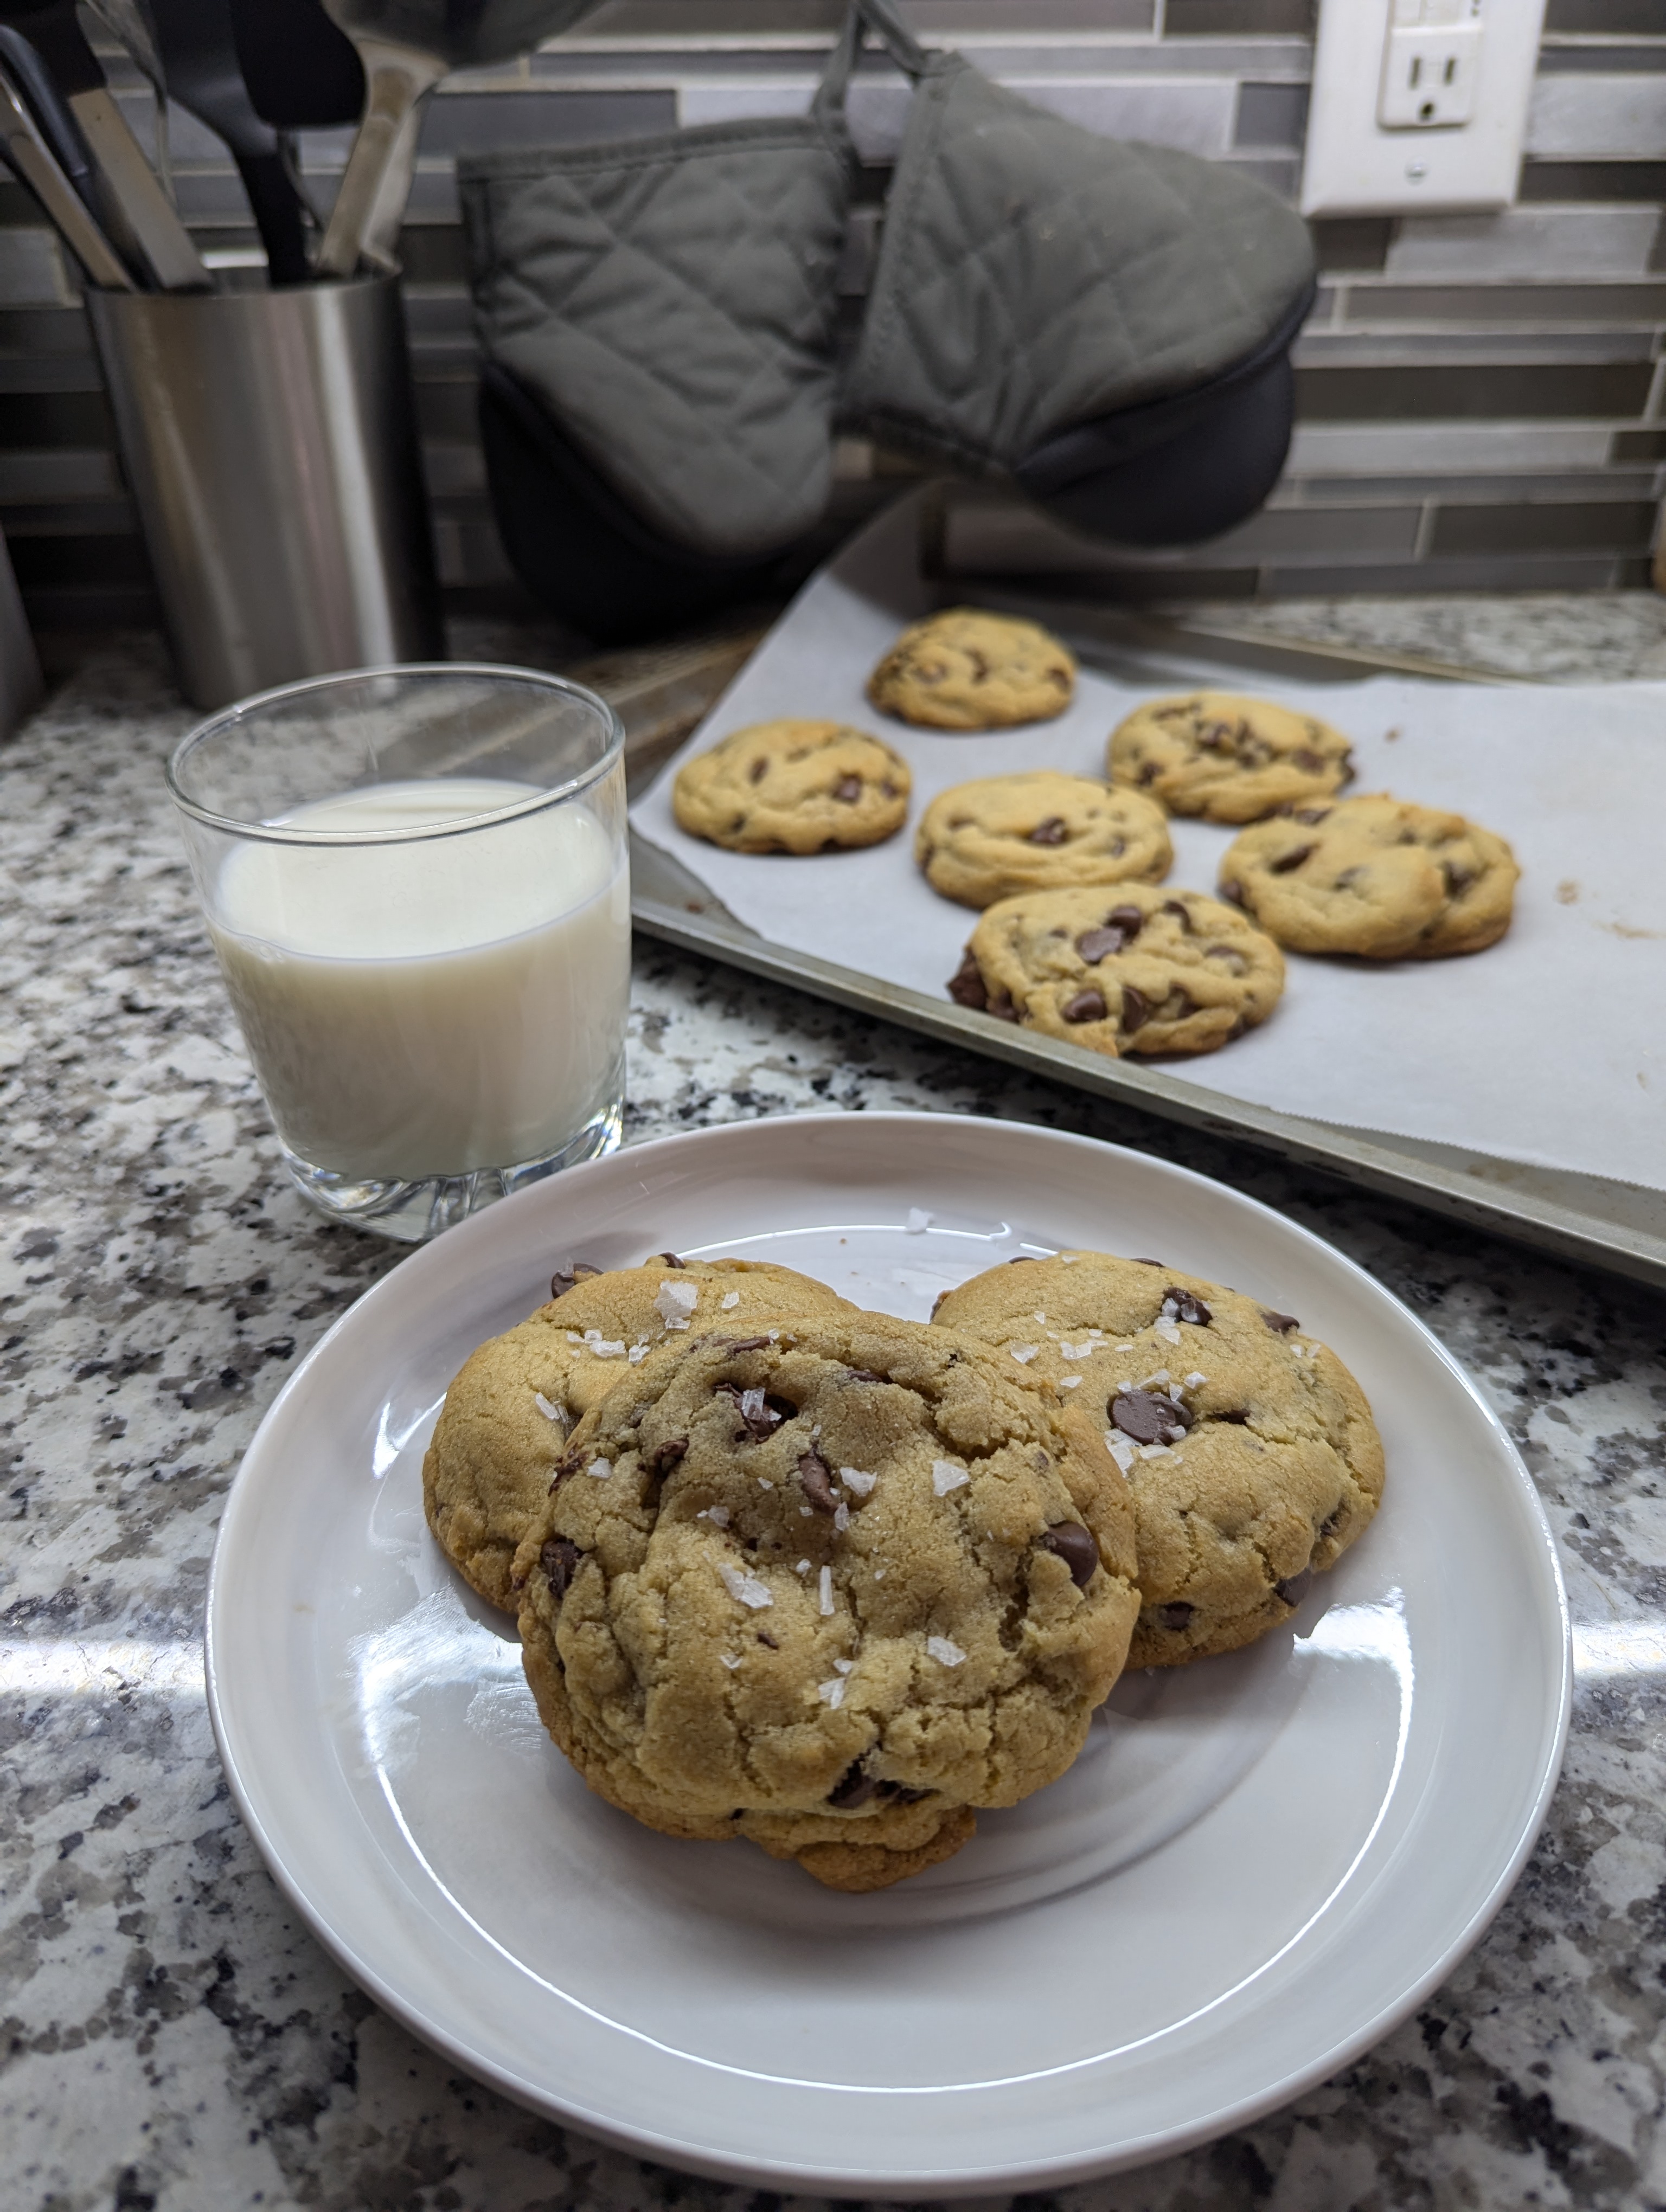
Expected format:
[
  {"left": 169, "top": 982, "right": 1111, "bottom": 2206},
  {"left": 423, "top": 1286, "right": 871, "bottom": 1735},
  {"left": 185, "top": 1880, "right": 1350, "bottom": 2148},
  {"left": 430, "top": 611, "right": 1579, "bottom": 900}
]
[
  {"left": 512, "top": 1314, "right": 1139, "bottom": 1891},
  {"left": 915, "top": 772, "right": 1172, "bottom": 909},
  {"left": 1219, "top": 793, "right": 1519, "bottom": 959},
  {"left": 933, "top": 1251, "right": 1384, "bottom": 1668},
  {"left": 673, "top": 721, "right": 911, "bottom": 855},
  {"left": 1108, "top": 692, "right": 1355, "bottom": 822},
  {"left": 947, "top": 883, "right": 1284, "bottom": 1058},
  {"left": 867, "top": 608, "right": 1077, "bottom": 730},
  {"left": 423, "top": 1257, "right": 852, "bottom": 1612}
]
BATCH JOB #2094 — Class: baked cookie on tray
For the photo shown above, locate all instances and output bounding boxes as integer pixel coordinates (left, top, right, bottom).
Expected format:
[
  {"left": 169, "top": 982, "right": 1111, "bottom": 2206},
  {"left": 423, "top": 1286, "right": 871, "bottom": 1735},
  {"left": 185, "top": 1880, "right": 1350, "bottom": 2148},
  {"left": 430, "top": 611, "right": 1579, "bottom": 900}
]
[
  {"left": 867, "top": 608, "right": 1076, "bottom": 729},
  {"left": 423, "top": 1257, "right": 851, "bottom": 1612},
  {"left": 947, "top": 883, "right": 1284, "bottom": 1058},
  {"left": 1107, "top": 692, "right": 1354, "bottom": 822},
  {"left": 672, "top": 721, "right": 911, "bottom": 854},
  {"left": 512, "top": 1314, "right": 1139, "bottom": 1891},
  {"left": 915, "top": 771, "right": 1172, "bottom": 908},
  {"left": 1219, "top": 794, "right": 1519, "bottom": 960},
  {"left": 932, "top": 1251, "right": 1384, "bottom": 1669}
]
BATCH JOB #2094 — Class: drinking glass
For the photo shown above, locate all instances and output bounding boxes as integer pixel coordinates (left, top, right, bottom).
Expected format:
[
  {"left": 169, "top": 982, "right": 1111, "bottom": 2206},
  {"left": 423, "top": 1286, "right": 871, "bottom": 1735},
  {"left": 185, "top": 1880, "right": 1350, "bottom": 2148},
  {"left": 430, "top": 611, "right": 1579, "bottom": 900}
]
[{"left": 168, "top": 664, "right": 629, "bottom": 1242}]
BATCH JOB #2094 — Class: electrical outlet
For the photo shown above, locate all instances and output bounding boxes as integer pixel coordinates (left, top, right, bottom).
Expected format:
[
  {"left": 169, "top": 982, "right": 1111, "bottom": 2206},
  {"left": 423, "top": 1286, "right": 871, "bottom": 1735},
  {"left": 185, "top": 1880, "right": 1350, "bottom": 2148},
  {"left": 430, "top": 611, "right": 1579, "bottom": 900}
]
[
  {"left": 1302, "top": 0, "right": 1547, "bottom": 216},
  {"left": 1378, "top": 23, "right": 1482, "bottom": 129}
]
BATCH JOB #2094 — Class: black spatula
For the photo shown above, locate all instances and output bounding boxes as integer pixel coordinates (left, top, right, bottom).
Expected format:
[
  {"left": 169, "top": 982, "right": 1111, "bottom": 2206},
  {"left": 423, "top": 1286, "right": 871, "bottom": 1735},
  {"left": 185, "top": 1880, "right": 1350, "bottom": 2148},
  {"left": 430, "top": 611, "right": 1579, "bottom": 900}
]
[
  {"left": 147, "top": 0, "right": 310, "bottom": 284},
  {"left": 229, "top": 0, "right": 362, "bottom": 128}
]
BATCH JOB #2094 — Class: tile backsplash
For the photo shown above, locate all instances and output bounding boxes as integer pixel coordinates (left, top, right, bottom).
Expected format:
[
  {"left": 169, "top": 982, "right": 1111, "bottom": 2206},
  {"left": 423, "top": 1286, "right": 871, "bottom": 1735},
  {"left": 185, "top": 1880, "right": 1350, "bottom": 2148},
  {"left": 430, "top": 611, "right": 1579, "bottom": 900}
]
[{"left": 1, "top": 0, "right": 1662, "bottom": 626}]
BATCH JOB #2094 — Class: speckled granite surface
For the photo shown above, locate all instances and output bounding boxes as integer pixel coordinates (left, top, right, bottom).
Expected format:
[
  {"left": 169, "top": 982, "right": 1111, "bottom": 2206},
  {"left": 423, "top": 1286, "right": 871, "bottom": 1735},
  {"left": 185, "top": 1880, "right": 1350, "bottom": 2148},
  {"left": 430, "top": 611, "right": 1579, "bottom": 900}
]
[{"left": 4, "top": 615, "right": 1666, "bottom": 2212}]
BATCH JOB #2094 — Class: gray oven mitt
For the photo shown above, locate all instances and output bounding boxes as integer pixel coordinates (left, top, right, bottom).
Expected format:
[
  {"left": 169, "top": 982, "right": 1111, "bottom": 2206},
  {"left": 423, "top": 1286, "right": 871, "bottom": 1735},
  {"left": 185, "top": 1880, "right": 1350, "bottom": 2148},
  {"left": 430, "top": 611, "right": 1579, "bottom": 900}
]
[
  {"left": 457, "top": 42, "right": 857, "bottom": 562},
  {"left": 840, "top": 0, "right": 1315, "bottom": 485}
]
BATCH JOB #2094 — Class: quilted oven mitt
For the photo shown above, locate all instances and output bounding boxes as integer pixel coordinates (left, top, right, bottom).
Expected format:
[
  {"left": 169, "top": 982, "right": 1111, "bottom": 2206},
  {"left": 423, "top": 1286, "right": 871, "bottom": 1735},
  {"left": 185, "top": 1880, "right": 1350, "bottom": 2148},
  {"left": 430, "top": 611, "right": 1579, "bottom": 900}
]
[
  {"left": 458, "top": 105, "right": 853, "bottom": 564},
  {"left": 839, "top": 0, "right": 1317, "bottom": 545}
]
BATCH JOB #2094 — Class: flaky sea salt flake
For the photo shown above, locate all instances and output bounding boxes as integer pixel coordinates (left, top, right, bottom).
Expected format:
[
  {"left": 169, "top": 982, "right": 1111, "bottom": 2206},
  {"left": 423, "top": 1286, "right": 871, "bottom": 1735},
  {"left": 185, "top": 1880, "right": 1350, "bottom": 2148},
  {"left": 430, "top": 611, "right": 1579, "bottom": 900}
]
[
  {"left": 655, "top": 1279, "right": 699, "bottom": 1326},
  {"left": 1184, "top": 1371, "right": 1207, "bottom": 1389},
  {"left": 1008, "top": 1343, "right": 1040, "bottom": 1364},
  {"left": 833, "top": 1502, "right": 851, "bottom": 1533},
  {"left": 533, "top": 1392, "right": 565, "bottom": 1424},
  {"left": 817, "top": 1677, "right": 847, "bottom": 1708},
  {"left": 719, "top": 1563, "right": 773, "bottom": 1609},
  {"left": 926, "top": 1636, "right": 966, "bottom": 1668},
  {"left": 819, "top": 1565, "right": 834, "bottom": 1616},
  {"left": 932, "top": 1459, "right": 969, "bottom": 1497},
  {"left": 1059, "top": 1375, "right": 1082, "bottom": 1389},
  {"left": 586, "top": 1456, "right": 612, "bottom": 1480},
  {"left": 719, "top": 1653, "right": 741, "bottom": 1671},
  {"left": 840, "top": 1468, "right": 876, "bottom": 1496},
  {"left": 721, "top": 1291, "right": 740, "bottom": 1310},
  {"left": 1154, "top": 1317, "right": 1182, "bottom": 1346},
  {"left": 906, "top": 1207, "right": 931, "bottom": 1233},
  {"left": 1106, "top": 1433, "right": 1137, "bottom": 1474}
]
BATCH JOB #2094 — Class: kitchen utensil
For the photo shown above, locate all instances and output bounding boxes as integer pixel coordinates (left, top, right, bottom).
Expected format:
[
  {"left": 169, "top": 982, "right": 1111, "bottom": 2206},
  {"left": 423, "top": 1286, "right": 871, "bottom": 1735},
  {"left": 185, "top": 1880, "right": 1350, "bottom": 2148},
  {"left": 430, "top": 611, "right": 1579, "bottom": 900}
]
[
  {"left": 86, "top": 273, "right": 442, "bottom": 706},
  {"left": 0, "top": 22, "right": 100, "bottom": 210},
  {"left": 228, "top": 0, "right": 362, "bottom": 128},
  {"left": 203, "top": 1108, "right": 1571, "bottom": 2194},
  {"left": 0, "top": 0, "right": 208, "bottom": 286},
  {"left": 0, "top": 56, "right": 136, "bottom": 285},
  {"left": 145, "top": 0, "right": 309, "bottom": 284},
  {"left": 314, "top": 1, "right": 603, "bottom": 279}
]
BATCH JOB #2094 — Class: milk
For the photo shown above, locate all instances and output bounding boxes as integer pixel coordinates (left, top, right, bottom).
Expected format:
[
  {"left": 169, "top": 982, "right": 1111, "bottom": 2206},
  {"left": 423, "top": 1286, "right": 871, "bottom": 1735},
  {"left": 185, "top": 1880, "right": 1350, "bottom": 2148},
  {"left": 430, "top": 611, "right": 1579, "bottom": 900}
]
[{"left": 210, "top": 779, "right": 630, "bottom": 1181}]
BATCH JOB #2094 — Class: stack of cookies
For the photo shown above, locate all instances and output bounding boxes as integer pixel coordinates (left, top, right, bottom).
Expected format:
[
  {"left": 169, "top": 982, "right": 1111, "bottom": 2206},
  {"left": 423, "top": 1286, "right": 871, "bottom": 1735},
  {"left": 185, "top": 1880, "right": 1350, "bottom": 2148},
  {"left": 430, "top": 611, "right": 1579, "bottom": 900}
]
[
  {"left": 668, "top": 607, "right": 1521, "bottom": 1070},
  {"left": 424, "top": 1242, "right": 1384, "bottom": 1893}
]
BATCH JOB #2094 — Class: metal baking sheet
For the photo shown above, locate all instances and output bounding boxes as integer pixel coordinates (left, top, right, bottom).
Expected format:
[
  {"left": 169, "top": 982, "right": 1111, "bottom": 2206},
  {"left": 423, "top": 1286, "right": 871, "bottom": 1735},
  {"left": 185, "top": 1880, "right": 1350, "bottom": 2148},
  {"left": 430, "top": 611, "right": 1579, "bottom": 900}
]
[{"left": 628, "top": 590, "right": 1666, "bottom": 1294}]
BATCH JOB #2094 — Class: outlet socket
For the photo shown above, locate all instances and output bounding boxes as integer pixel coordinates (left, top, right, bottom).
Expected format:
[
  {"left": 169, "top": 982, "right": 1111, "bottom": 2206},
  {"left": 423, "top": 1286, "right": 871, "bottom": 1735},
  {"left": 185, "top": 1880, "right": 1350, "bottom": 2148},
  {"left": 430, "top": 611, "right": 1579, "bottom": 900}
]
[{"left": 1302, "top": 0, "right": 1547, "bottom": 216}]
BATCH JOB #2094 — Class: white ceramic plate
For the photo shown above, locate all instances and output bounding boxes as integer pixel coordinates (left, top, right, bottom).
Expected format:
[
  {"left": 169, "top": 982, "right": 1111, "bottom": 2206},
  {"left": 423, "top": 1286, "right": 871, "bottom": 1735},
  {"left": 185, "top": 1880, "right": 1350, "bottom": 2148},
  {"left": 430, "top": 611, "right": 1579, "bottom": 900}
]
[{"left": 206, "top": 1113, "right": 1571, "bottom": 2198}]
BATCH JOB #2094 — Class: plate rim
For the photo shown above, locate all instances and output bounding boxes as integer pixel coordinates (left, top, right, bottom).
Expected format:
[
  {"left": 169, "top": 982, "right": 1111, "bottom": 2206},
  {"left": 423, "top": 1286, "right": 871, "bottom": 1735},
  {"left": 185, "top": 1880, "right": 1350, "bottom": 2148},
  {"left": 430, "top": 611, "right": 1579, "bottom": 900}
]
[{"left": 204, "top": 1110, "right": 1573, "bottom": 2196}]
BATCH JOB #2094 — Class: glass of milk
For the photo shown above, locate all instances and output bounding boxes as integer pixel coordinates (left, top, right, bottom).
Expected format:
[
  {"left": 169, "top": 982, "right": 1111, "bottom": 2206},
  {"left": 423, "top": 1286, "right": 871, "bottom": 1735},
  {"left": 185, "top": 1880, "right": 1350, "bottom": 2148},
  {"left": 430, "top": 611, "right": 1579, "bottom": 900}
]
[{"left": 167, "top": 664, "right": 630, "bottom": 1242}]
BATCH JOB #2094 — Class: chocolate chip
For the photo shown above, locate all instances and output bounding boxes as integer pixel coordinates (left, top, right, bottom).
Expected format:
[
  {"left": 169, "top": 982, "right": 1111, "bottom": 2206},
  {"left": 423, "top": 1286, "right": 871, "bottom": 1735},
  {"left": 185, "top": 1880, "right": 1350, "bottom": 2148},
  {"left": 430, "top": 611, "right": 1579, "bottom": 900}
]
[
  {"left": 1129, "top": 1258, "right": 1164, "bottom": 1267},
  {"left": 882, "top": 1782, "right": 933, "bottom": 1804},
  {"left": 986, "top": 988, "right": 1020, "bottom": 1024},
  {"left": 1006, "top": 1256, "right": 1039, "bottom": 1264},
  {"left": 1120, "top": 984, "right": 1150, "bottom": 1034},
  {"left": 1292, "top": 806, "right": 1331, "bottom": 825},
  {"left": 1444, "top": 859, "right": 1476, "bottom": 895},
  {"left": 828, "top": 1760, "right": 879, "bottom": 1809},
  {"left": 540, "top": 1536, "right": 582, "bottom": 1600},
  {"left": 1276, "top": 1568, "right": 1313, "bottom": 1608},
  {"left": 1062, "top": 988, "right": 1106, "bottom": 1024},
  {"left": 1110, "top": 1388, "right": 1191, "bottom": 1444},
  {"left": 1291, "top": 748, "right": 1324, "bottom": 773},
  {"left": 947, "top": 947, "right": 988, "bottom": 1011},
  {"left": 1219, "top": 879, "right": 1245, "bottom": 906},
  {"left": 1159, "top": 899, "right": 1193, "bottom": 929},
  {"left": 551, "top": 1443, "right": 590, "bottom": 1486},
  {"left": 1215, "top": 1408, "right": 1251, "bottom": 1424},
  {"left": 651, "top": 1250, "right": 685, "bottom": 1268},
  {"left": 881, "top": 780, "right": 901, "bottom": 799},
  {"left": 834, "top": 774, "right": 862, "bottom": 803},
  {"left": 549, "top": 1260, "right": 603, "bottom": 1300},
  {"left": 757, "top": 1630, "right": 778, "bottom": 1649},
  {"left": 1137, "top": 761, "right": 1159, "bottom": 786},
  {"left": 725, "top": 1336, "right": 772, "bottom": 1353},
  {"left": 1318, "top": 1509, "right": 1343, "bottom": 1540},
  {"left": 1339, "top": 750, "right": 1355, "bottom": 782},
  {"left": 749, "top": 757, "right": 768, "bottom": 783},
  {"left": 1039, "top": 1522, "right": 1098, "bottom": 1588},
  {"left": 647, "top": 1436, "right": 688, "bottom": 1476},
  {"left": 797, "top": 1445, "right": 837, "bottom": 1514},
  {"left": 1270, "top": 844, "right": 1314, "bottom": 874},
  {"left": 1260, "top": 1309, "right": 1300, "bottom": 1335},
  {"left": 1076, "top": 905, "right": 1144, "bottom": 962},
  {"left": 1157, "top": 1600, "right": 1194, "bottom": 1631},
  {"left": 1161, "top": 1288, "right": 1212, "bottom": 1327},
  {"left": 716, "top": 1382, "right": 791, "bottom": 1440},
  {"left": 1029, "top": 816, "right": 1067, "bottom": 845}
]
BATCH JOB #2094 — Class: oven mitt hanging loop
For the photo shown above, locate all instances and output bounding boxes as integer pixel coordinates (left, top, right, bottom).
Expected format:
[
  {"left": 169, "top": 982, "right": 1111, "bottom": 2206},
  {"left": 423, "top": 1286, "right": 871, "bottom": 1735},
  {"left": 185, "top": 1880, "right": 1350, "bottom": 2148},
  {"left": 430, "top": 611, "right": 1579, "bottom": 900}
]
[
  {"left": 457, "top": 14, "right": 863, "bottom": 563},
  {"left": 840, "top": 0, "right": 1317, "bottom": 544}
]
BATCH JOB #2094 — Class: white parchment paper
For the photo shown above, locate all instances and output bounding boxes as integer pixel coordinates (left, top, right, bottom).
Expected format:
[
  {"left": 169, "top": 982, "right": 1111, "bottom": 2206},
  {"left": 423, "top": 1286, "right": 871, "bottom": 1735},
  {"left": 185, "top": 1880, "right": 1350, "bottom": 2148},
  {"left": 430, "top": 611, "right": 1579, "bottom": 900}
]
[{"left": 632, "top": 494, "right": 1666, "bottom": 1191}]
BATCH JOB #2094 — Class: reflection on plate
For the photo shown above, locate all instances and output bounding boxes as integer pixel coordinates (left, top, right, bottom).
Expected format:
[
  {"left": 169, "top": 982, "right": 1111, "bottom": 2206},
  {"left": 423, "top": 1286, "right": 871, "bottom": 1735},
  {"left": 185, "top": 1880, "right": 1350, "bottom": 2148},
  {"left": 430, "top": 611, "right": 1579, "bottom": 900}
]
[{"left": 208, "top": 1112, "right": 1568, "bottom": 2196}]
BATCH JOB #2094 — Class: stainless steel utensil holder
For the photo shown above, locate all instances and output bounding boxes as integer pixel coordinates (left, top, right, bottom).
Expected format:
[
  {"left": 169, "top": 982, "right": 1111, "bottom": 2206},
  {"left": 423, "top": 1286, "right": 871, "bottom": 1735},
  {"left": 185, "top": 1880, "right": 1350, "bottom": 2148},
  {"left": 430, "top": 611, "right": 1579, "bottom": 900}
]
[{"left": 87, "top": 274, "right": 443, "bottom": 709}]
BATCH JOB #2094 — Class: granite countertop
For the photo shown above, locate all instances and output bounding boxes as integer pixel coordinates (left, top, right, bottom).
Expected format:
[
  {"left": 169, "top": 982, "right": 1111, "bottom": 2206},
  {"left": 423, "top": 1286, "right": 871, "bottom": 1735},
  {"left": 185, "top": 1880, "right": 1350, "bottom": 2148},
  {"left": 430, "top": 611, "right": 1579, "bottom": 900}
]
[{"left": 4, "top": 606, "right": 1665, "bottom": 2212}]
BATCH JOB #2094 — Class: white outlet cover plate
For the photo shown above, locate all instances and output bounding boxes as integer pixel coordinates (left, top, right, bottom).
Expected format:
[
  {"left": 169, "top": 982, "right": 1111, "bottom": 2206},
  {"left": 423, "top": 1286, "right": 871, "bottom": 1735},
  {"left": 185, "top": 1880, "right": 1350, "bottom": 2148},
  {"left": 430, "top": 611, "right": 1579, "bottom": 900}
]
[{"left": 1302, "top": 0, "right": 1549, "bottom": 216}]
